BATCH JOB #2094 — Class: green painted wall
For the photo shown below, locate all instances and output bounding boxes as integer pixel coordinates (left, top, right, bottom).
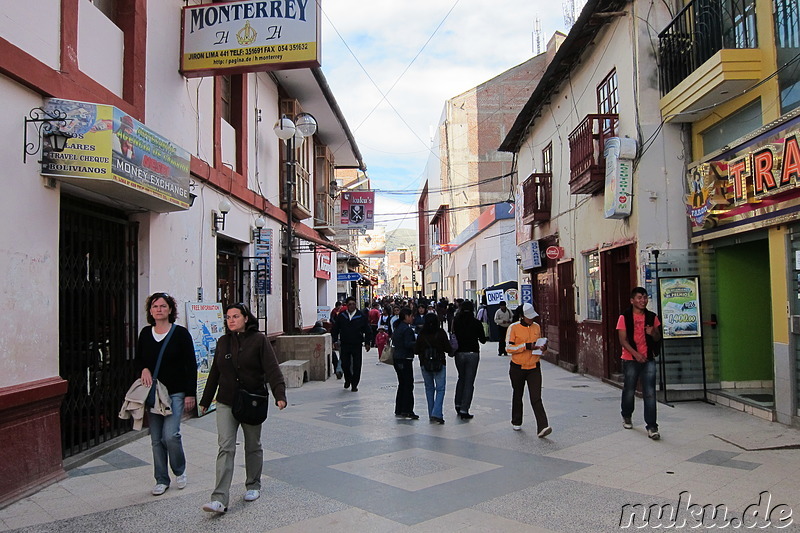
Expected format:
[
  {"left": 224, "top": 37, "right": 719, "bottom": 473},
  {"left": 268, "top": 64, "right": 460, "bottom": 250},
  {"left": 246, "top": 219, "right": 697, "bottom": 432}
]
[{"left": 716, "top": 240, "right": 773, "bottom": 381}]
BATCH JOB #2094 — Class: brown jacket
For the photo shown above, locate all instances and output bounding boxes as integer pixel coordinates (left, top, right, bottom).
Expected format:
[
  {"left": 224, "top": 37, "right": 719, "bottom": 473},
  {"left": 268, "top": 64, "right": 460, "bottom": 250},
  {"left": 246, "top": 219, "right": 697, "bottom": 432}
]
[{"left": 200, "top": 329, "right": 286, "bottom": 408}]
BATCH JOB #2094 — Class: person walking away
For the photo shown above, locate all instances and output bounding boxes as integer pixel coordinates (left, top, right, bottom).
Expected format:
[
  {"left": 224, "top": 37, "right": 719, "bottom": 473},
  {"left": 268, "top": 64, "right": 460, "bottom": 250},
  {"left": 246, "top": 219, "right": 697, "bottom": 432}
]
[
  {"left": 392, "top": 308, "right": 418, "bottom": 419},
  {"left": 135, "top": 292, "right": 197, "bottom": 496},
  {"left": 414, "top": 313, "right": 451, "bottom": 424},
  {"left": 617, "top": 287, "right": 662, "bottom": 439},
  {"left": 331, "top": 296, "right": 372, "bottom": 392},
  {"left": 199, "top": 303, "right": 286, "bottom": 514},
  {"left": 494, "top": 301, "right": 513, "bottom": 356},
  {"left": 506, "top": 303, "right": 551, "bottom": 437},
  {"left": 452, "top": 300, "right": 486, "bottom": 419}
]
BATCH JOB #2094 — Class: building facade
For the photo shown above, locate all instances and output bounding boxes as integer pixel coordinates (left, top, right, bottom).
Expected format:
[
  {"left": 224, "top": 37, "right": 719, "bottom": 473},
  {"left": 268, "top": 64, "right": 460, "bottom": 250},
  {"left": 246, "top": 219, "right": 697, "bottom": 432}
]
[
  {"left": 657, "top": 0, "right": 800, "bottom": 424},
  {"left": 500, "top": 0, "right": 687, "bottom": 378},
  {"left": 0, "top": 0, "right": 364, "bottom": 505}
]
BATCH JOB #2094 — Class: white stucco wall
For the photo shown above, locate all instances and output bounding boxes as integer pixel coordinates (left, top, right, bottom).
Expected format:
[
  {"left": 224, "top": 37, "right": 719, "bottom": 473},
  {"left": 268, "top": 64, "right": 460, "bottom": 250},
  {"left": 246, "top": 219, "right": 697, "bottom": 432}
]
[
  {"left": 0, "top": 80, "right": 61, "bottom": 387},
  {"left": 515, "top": 2, "right": 687, "bottom": 319},
  {"left": 0, "top": 1, "right": 60, "bottom": 70}
]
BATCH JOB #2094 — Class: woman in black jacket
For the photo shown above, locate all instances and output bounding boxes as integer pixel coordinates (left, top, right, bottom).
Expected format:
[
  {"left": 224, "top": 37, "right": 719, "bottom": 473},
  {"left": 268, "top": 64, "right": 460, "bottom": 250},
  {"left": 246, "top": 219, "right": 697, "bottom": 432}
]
[
  {"left": 392, "top": 308, "right": 418, "bottom": 419},
  {"left": 414, "top": 313, "right": 451, "bottom": 424},
  {"left": 198, "top": 303, "right": 286, "bottom": 514},
  {"left": 135, "top": 292, "right": 197, "bottom": 497},
  {"left": 452, "top": 300, "right": 486, "bottom": 419}
]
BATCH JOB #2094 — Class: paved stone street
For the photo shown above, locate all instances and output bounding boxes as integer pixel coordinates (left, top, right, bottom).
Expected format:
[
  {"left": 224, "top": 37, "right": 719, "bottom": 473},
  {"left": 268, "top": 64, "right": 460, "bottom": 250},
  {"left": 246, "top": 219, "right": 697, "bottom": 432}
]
[{"left": 3, "top": 342, "right": 800, "bottom": 532}]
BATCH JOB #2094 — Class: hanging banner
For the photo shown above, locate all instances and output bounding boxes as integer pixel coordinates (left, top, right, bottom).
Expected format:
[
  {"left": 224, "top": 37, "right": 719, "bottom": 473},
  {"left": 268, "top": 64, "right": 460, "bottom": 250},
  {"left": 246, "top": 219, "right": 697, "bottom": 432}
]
[
  {"left": 315, "top": 246, "right": 332, "bottom": 279},
  {"left": 358, "top": 227, "right": 386, "bottom": 258},
  {"left": 340, "top": 190, "right": 375, "bottom": 230},
  {"left": 254, "top": 229, "right": 273, "bottom": 294},
  {"left": 519, "top": 240, "right": 542, "bottom": 270},
  {"left": 185, "top": 302, "right": 226, "bottom": 414},
  {"left": 603, "top": 137, "right": 636, "bottom": 219},
  {"left": 180, "top": 0, "right": 321, "bottom": 78},
  {"left": 658, "top": 276, "right": 702, "bottom": 339}
]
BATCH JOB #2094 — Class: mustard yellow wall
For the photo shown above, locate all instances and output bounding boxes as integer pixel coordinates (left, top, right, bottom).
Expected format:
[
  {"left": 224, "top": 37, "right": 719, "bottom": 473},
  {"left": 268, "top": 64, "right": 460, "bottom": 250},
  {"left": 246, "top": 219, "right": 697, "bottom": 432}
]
[
  {"left": 770, "top": 226, "right": 789, "bottom": 344},
  {"left": 691, "top": 0, "right": 782, "bottom": 161}
]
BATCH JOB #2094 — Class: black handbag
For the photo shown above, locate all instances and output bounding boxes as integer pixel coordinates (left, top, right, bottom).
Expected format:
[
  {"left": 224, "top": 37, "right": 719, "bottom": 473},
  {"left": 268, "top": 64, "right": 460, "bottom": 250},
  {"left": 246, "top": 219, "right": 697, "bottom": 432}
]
[
  {"left": 230, "top": 350, "right": 269, "bottom": 425},
  {"left": 232, "top": 386, "right": 269, "bottom": 425}
]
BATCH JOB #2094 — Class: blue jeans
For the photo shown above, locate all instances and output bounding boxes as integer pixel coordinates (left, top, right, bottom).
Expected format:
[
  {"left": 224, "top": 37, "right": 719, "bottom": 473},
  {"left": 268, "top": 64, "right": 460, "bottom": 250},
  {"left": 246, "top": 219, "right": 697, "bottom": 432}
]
[
  {"left": 454, "top": 352, "right": 479, "bottom": 414},
  {"left": 621, "top": 359, "right": 658, "bottom": 430},
  {"left": 421, "top": 365, "right": 446, "bottom": 419},
  {"left": 149, "top": 392, "right": 186, "bottom": 485}
]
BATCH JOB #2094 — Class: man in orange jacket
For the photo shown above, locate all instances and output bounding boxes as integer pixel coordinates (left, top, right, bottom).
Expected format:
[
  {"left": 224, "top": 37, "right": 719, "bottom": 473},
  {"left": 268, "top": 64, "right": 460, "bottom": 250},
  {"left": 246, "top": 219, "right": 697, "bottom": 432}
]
[{"left": 506, "top": 303, "right": 551, "bottom": 437}]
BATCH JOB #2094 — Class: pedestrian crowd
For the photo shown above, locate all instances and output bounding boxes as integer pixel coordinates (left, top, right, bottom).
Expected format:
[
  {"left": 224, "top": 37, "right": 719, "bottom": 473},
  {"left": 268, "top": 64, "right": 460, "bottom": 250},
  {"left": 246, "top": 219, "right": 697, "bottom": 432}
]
[{"left": 123, "top": 287, "right": 662, "bottom": 515}]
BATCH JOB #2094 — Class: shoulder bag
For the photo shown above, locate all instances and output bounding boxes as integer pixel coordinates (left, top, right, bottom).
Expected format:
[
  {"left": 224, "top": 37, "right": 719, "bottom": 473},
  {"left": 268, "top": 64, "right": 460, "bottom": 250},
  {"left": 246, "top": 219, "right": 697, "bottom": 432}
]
[
  {"left": 144, "top": 324, "right": 175, "bottom": 409},
  {"left": 231, "top": 342, "right": 270, "bottom": 425},
  {"left": 379, "top": 340, "right": 394, "bottom": 365}
]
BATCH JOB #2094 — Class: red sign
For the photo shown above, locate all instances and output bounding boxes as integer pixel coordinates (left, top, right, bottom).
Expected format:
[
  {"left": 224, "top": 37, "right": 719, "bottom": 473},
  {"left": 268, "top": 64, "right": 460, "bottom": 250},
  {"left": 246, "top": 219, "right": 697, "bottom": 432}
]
[
  {"left": 545, "top": 246, "right": 563, "bottom": 260},
  {"left": 314, "top": 247, "right": 332, "bottom": 280}
]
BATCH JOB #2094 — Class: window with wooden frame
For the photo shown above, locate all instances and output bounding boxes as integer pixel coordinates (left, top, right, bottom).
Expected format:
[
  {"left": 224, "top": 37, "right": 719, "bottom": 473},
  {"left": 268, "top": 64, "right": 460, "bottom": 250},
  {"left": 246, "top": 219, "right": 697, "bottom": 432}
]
[
  {"left": 215, "top": 74, "right": 245, "bottom": 176},
  {"left": 597, "top": 69, "right": 619, "bottom": 136},
  {"left": 278, "top": 99, "right": 313, "bottom": 218}
]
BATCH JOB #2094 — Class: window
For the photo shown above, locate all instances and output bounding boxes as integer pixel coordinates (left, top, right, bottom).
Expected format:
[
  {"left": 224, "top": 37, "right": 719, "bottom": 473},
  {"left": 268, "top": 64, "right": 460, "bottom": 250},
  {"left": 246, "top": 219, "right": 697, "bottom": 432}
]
[
  {"left": 492, "top": 260, "right": 499, "bottom": 284},
  {"left": 481, "top": 264, "right": 487, "bottom": 288},
  {"left": 776, "top": 0, "right": 800, "bottom": 113},
  {"left": 597, "top": 70, "right": 619, "bottom": 135},
  {"left": 220, "top": 75, "right": 232, "bottom": 125},
  {"left": 701, "top": 99, "right": 762, "bottom": 155},
  {"left": 543, "top": 143, "right": 552, "bottom": 174},
  {"left": 586, "top": 252, "right": 601, "bottom": 320}
]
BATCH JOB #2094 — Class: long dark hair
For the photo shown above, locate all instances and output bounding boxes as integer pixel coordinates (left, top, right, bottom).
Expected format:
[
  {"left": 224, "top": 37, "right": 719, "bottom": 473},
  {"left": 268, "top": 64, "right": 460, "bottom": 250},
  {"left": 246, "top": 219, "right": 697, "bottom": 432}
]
[
  {"left": 224, "top": 302, "right": 258, "bottom": 333},
  {"left": 145, "top": 292, "right": 177, "bottom": 325},
  {"left": 454, "top": 299, "right": 474, "bottom": 327},
  {"left": 421, "top": 313, "right": 440, "bottom": 335}
]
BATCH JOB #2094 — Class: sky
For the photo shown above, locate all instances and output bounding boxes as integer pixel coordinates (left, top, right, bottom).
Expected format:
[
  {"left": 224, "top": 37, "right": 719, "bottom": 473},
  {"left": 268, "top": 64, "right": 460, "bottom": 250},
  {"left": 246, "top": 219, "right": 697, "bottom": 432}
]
[{"left": 317, "top": 1, "right": 569, "bottom": 232}]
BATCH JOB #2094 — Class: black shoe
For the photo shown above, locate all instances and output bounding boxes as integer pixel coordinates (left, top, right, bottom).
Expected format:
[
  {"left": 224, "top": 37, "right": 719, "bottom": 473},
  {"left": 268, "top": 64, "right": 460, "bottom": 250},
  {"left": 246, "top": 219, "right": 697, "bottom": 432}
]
[
  {"left": 458, "top": 412, "right": 473, "bottom": 419},
  {"left": 403, "top": 413, "right": 420, "bottom": 420},
  {"left": 344, "top": 380, "right": 350, "bottom": 388},
  {"left": 430, "top": 417, "right": 445, "bottom": 424},
  {"left": 336, "top": 371, "right": 343, "bottom": 379},
  {"left": 351, "top": 386, "right": 358, "bottom": 392}
]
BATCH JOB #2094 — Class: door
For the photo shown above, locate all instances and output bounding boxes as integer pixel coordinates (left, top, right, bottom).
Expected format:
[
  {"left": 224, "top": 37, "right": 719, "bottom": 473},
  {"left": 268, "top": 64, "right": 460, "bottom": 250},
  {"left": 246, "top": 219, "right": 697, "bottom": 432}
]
[
  {"left": 59, "top": 198, "right": 138, "bottom": 458},
  {"left": 601, "top": 244, "right": 636, "bottom": 378},
  {"left": 557, "top": 260, "right": 577, "bottom": 367}
]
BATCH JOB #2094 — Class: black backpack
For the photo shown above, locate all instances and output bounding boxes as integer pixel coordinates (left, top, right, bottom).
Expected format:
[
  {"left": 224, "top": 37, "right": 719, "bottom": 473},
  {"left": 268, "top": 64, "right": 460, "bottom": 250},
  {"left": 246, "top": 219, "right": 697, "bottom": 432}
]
[{"left": 421, "top": 337, "right": 443, "bottom": 373}]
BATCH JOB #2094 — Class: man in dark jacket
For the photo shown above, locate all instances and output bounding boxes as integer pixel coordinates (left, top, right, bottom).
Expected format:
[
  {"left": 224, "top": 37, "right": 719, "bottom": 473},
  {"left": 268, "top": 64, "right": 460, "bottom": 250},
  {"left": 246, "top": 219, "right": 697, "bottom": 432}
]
[{"left": 331, "top": 296, "right": 372, "bottom": 392}]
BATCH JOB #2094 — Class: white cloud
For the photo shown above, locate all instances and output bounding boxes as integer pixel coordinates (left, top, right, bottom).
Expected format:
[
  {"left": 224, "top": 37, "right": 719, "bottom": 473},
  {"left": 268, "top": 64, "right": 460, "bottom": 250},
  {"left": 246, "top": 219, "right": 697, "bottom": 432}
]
[{"left": 320, "top": 1, "right": 568, "bottom": 202}]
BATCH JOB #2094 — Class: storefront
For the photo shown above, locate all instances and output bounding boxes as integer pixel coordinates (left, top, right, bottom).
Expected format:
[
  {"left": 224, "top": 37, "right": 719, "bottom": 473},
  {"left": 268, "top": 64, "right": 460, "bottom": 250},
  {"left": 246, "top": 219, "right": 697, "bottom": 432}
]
[{"left": 687, "top": 112, "right": 800, "bottom": 424}]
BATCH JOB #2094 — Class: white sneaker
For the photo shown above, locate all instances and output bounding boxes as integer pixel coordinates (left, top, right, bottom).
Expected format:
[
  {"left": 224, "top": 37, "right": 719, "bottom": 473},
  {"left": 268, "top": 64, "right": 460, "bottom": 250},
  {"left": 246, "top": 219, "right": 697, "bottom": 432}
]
[
  {"left": 244, "top": 489, "right": 260, "bottom": 501},
  {"left": 176, "top": 473, "right": 187, "bottom": 489},
  {"left": 648, "top": 428, "right": 661, "bottom": 440},
  {"left": 512, "top": 424, "right": 522, "bottom": 431},
  {"left": 151, "top": 484, "right": 168, "bottom": 496},
  {"left": 202, "top": 501, "right": 227, "bottom": 513},
  {"left": 538, "top": 426, "right": 553, "bottom": 438}
]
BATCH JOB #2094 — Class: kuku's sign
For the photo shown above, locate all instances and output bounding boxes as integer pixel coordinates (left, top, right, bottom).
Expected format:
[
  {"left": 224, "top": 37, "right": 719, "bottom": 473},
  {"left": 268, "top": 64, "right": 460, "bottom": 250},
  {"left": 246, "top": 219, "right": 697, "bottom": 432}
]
[
  {"left": 180, "top": 0, "right": 321, "bottom": 78},
  {"left": 340, "top": 191, "right": 374, "bottom": 230}
]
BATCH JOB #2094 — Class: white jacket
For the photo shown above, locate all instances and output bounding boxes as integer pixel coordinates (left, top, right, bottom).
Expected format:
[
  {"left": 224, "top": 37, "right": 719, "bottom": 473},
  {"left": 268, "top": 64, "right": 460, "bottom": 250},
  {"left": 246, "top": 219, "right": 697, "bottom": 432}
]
[{"left": 118, "top": 378, "right": 172, "bottom": 430}]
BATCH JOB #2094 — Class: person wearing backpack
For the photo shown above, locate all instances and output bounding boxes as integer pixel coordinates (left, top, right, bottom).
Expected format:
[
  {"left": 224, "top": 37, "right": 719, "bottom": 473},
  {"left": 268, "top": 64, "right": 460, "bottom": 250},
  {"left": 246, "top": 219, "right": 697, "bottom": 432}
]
[{"left": 414, "top": 313, "right": 452, "bottom": 424}]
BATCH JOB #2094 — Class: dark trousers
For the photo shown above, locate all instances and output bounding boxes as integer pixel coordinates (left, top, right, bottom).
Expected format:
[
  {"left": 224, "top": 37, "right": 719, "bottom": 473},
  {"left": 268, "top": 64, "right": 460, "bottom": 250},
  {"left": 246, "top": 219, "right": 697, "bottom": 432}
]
[
  {"left": 497, "top": 326, "right": 508, "bottom": 355},
  {"left": 454, "top": 352, "right": 480, "bottom": 414},
  {"left": 340, "top": 343, "right": 363, "bottom": 387},
  {"left": 509, "top": 362, "right": 548, "bottom": 431},
  {"left": 393, "top": 359, "right": 415, "bottom": 415}
]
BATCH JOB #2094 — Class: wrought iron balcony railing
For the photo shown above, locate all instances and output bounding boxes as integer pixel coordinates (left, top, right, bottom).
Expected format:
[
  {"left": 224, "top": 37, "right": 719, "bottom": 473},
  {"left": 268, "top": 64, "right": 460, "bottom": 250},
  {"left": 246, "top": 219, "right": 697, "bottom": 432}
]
[{"left": 658, "top": 0, "right": 757, "bottom": 96}]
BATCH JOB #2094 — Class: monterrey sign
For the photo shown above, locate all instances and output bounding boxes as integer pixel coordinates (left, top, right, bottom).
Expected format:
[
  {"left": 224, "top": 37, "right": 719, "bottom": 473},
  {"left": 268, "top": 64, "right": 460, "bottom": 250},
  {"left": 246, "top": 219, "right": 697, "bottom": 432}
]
[{"left": 181, "top": 0, "right": 321, "bottom": 77}]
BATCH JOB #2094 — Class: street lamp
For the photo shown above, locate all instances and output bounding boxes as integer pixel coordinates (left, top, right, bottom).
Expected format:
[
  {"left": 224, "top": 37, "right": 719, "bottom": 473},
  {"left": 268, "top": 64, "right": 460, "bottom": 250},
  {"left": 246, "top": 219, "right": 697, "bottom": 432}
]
[{"left": 273, "top": 112, "right": 317, "bottom": 332}]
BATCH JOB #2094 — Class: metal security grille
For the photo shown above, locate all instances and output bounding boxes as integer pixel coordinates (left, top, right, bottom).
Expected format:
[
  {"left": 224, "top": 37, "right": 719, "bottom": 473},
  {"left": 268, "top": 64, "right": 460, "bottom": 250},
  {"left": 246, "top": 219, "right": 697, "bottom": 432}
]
[{"left": 59, "top": 198, "right": 138, "bottom": 458}]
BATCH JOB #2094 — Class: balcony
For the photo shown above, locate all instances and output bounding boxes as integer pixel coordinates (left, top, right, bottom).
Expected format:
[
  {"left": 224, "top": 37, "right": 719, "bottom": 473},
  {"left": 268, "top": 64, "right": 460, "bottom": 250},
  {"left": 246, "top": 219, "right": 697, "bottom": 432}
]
[
  {"left": 658, "top": 0, "right": 763, "bottom": 122},
  {"left": 314, "top": 193, "right": 336, "bottom": 236},
  {"left": 568, "top": 114, "right": 617, "bottom": 195},
  {"left": 522, "top": 173, "right": 552, "bottom": 224}
]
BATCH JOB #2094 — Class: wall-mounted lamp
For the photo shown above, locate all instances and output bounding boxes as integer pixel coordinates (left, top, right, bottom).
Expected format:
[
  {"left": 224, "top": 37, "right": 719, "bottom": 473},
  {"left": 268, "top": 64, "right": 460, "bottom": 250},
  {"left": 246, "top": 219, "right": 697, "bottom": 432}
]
[
  {"left": 211, "top": 198, "right": 232, "bottom": 233},
  {"left": 24, "top": 107, "right": 74, "bottom": 163},
  {"left": 516, "top": 254, "right": 522, "bottom": 266},
  {"left": 251, "top": 215, "right": 266, "bottom": 242},
  {"left": 189, "top": 193, "right": 197, "bottom": 207}
]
